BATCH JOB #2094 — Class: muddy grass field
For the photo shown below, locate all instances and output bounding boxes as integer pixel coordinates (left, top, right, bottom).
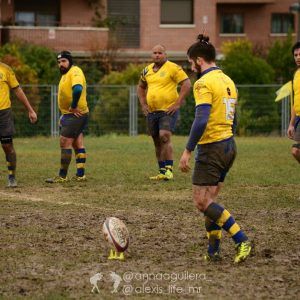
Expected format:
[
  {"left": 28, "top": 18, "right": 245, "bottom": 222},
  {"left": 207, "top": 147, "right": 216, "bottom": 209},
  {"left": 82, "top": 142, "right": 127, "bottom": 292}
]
[{"left": 0, "top": 136, "right": 299, "bottom": 299}]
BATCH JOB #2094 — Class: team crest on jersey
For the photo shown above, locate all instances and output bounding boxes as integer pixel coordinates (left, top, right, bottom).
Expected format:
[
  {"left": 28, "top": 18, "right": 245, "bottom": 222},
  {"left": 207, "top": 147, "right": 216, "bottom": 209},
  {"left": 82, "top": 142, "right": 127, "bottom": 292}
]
[
  {"left": 0, "top": 73, "right": 3, "bottom": 79},
  {"left": 159, "top": 71, "right": 166, "bottom": 77}
]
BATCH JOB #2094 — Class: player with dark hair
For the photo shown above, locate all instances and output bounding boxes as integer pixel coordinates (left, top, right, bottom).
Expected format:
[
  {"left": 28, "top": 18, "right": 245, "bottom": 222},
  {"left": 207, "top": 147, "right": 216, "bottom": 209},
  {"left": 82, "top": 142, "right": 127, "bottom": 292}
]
[
  {"left": 179, "top": 34, "right": 251, "bottom": 263},
  {"left": 287, "top": 41, "right": 300, "bottom": 163},
  {"left": 137, "top": 44, "right": 191, "bottom": 180},
  {"left": 46, "top": 51, "right": 88, "bottom": 183},
  {"left": 0, "top": 62, "right": 37, "bottom": 187}
]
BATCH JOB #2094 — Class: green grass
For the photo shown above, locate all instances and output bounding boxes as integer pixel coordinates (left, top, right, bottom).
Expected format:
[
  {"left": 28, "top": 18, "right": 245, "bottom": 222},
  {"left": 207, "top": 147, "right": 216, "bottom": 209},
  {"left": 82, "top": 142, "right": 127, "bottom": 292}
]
[{"left": 0, "top": 135, "right": 299, "bottom": 299}]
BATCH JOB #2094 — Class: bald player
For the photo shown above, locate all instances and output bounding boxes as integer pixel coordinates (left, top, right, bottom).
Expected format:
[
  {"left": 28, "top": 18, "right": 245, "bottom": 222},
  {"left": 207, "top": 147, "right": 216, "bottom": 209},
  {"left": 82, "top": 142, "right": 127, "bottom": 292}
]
[{"left": 137, "top": 45, "right": 191, "bottom": 181}]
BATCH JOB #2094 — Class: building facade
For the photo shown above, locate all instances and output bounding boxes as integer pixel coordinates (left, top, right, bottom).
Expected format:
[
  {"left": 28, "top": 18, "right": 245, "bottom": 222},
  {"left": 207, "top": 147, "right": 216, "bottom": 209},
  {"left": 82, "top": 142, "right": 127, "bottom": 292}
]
[{"left": 0, "top": 0, "right": 297, "bottom": 61}]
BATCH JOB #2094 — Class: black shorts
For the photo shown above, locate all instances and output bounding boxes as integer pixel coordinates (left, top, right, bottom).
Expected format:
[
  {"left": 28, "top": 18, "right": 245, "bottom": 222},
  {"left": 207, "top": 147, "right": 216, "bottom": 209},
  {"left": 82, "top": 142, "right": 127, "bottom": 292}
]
[
  {"left": 147, "top": 110, "right": 179, "bottom": 137},
  {"left": 192, "top": 137, "right": 236, "bottom": 186},
  {"left": 59, "top": 113, "right": 88, "bottom": 138},
  {"left": 0, "top": 108, "right": 15, "bottom": 137},
  {"left": 293, "top": 116, "right": 300, "bottom": 142}
]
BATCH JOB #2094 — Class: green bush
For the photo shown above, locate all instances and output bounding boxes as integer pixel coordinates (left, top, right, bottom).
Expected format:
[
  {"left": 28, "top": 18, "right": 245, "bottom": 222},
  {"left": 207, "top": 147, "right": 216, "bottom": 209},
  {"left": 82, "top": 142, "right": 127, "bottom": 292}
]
[
  {"left": 267, "top": 33, "right": 295, "bottom": 83},
  {"left": 88, "top": 64, "right": 144, "bottom": 135},
  {"left": 221, "top": 40, "right": 275, "bottom": 84}
]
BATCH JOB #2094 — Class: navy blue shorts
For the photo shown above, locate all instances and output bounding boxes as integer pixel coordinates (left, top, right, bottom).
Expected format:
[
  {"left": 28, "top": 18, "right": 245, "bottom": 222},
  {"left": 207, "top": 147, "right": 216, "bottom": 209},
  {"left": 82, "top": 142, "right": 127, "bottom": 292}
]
[
  {"left": 147, "top": 110, "right": 179, "bottom": 137},
  {"left": 59, "top": 113, "right": 88, "bottom": 138}
]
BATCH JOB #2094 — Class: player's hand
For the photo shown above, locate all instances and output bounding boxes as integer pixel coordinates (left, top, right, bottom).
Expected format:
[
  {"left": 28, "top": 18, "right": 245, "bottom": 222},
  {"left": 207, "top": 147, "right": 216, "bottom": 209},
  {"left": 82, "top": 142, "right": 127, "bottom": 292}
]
[
  {"left": 179, "top": 149, "right": 192, "bottom": 173},
  {"left": 167, "top": 103, "right": 180, "bottom": 115},
  {"left": 28, "top": 110, "right": 37, "bottom": 124},
  {"left": 69, "top": 107, "right": 83, "bottom": 117},
  {"left": 141, "top": 104, "right": 149, "bottom": 116},
  {"left": 287, "top": 124, "right": 295, "bottom": 139}
]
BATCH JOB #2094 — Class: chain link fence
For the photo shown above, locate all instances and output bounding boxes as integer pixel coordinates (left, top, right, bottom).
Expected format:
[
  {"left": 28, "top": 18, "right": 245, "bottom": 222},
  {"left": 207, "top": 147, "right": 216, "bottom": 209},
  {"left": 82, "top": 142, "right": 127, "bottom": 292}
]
[{"left": 10, "top": 84, "right": 290, "bottom": 137}]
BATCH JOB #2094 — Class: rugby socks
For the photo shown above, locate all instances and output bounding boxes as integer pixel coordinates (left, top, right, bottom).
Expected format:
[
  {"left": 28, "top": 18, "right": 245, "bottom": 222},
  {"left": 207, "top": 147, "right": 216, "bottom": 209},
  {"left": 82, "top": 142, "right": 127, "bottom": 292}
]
[
  {"left": 158, "top": 160, "right": 166, "bottom": 174},
  {"left": 205, "top": 216, "right": 222, "bottom": 255},
  {"left": 59, "top": 149, "right": 72, "bottom": 178},
  {"left": 204, "top": 203, "right": 248, "bottom": 244},
  {"left": 75, "top": 148, "right": 86, "bottom": 177},
  {"left": 6, "top": 152, "right": 16, "bottom": 179},
  {"left": 165, "top": 160, "right": 173, "bottom": 173}
]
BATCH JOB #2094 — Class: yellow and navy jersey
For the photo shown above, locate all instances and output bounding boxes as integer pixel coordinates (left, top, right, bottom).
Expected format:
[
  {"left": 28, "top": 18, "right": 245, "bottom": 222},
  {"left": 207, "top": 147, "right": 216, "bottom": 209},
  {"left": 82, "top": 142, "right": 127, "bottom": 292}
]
[
  {"left": 0, "top": 62, "right": 19, "bottom": 110},
  {"left": 58, "top": 65, "right": 89, "bottom": 114},
  {"left": 194, "top": 67, "right": 237, "bottom": 144},
  {"left": 293, "top": 69, "right": 300, "bottom": 116},
  {"left": 140, "top": 60, "right": 188, "bottom": 112}
]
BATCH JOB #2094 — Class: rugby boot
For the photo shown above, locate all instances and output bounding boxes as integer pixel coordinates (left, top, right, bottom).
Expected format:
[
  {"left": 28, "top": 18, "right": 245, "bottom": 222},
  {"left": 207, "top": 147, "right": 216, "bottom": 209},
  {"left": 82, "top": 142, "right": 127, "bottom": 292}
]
[{"left": 234, "top": 241, "right": 252, "bottom": 263}]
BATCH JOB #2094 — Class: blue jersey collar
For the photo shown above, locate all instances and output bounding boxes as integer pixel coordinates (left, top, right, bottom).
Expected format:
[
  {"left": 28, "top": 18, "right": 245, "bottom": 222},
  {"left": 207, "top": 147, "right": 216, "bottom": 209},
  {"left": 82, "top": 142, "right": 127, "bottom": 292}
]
[{"left": 198, "top": 66, "right": 220, "bottom": 78}]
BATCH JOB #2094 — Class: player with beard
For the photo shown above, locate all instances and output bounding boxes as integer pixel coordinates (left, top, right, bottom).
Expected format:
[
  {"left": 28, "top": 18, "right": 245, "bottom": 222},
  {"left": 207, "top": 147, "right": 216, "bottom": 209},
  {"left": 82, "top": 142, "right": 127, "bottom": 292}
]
[
  {"left": 179, "top": 34, "right": 251, "bottom": 263},
  {"left": 137, "top": 45, "right": 191, "bottom": 180},
  {"left": 46, "top": 51, "right": 89, "bottom": 183}
]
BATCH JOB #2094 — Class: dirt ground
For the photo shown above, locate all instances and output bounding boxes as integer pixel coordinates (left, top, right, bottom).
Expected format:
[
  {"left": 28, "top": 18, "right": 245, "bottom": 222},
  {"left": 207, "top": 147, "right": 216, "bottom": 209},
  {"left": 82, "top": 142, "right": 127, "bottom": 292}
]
[{"left": 0, "top": 184, "right": 299, "bottom": 300}]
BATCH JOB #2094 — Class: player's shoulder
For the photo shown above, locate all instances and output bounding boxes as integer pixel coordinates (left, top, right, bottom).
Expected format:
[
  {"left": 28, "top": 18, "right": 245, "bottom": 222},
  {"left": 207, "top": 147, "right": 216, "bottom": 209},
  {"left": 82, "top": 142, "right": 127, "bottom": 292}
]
[
  {"left": 69, "top": 65, "right": 85, "bottom": 79},
  {"left": 141, "top": 63, "right": 153, "bottom": 77},
  {"left": 165, "top": 60, "right": 184, "bottom": 72},
  {"left": 0, "top": 62, "right": 15, "bottom": 75},
  {"left": 294, "top": 69, "right": 300, "bottom": 79},
  {"left": 70, "top": 65, "right": 83, "bottom": 74}
]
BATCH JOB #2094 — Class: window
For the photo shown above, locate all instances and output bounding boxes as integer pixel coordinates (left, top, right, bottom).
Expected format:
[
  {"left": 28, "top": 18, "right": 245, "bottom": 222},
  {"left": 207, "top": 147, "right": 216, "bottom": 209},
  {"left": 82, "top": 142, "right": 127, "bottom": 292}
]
[
  {"left": 271, "top": 14, "right": 294, "bottom": 34},
  {"left": 161, "top": 0, "right": 193, "bottom": 24},
  {"left": 14, "top": 0, "right": 59, "bottom": 26},
  {"left": 15, "top": 12, "right": 35, "bottom": 26},
  {"left": 221, "top": 14, "right": 244, "bottom": 34}
]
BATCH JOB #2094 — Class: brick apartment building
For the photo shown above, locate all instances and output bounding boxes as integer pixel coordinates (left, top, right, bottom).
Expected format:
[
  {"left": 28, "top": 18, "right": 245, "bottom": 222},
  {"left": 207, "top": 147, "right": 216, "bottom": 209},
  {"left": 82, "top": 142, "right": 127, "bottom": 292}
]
[{"left": 0, "top": 0, "right": 298, "bottom": 61}]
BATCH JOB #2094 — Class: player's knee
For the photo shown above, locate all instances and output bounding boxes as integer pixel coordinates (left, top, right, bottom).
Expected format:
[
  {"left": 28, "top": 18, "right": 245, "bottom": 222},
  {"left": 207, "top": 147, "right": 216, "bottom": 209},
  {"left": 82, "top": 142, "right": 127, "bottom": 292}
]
[
  {"left": 291, "top": 146, "right": 300, "bottom": 158},
  {"left": 159, "top": 132, "right": 171, "bottom": 144},
  {"left": 193, "top": 196, "right": 207, "bottom": 212}
]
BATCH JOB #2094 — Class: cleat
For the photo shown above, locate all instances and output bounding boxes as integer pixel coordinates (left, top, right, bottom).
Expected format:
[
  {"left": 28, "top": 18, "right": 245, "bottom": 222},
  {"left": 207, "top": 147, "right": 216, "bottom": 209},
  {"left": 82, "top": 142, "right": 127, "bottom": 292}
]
[
  {"left": 72, "top": 175, "right": 87, "bottom": 182},
  {"left": 7, "top": 177, "right": 18, "bottom": 188},
  {"left": 149, "top": 173, "right": 167, "bottom": 180},
  {"left": 164, "top": 169, "right": 174, "bottom": 181},
  {"left": 203, "top": 252, "right": 222, "bottom": 262},
  {"left": 234, "top": 241, "right": 252, "bottom": 263},
  {"left": 45, "top": 176, "right": 69, "bottom": 183}
]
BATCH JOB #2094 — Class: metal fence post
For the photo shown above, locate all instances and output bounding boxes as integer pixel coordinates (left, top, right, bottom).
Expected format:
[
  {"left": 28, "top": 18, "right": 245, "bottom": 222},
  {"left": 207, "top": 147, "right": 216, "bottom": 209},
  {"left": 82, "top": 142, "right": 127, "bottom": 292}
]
[
  {"left": 51, "top": 85, "right": 59, "bottom": 137},
  {"left": 129, "top": 85, "right": 138, "bottom": 136},
  {"left": 281, "top": 97, "right": 290, "bottom": 137}
]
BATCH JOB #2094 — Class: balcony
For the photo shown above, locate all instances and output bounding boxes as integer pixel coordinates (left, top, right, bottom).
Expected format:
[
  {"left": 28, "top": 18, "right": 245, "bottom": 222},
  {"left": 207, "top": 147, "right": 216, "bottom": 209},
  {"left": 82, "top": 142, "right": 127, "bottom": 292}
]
[{"left": 0, "top": 25, "right": 109, "bottom": 52}]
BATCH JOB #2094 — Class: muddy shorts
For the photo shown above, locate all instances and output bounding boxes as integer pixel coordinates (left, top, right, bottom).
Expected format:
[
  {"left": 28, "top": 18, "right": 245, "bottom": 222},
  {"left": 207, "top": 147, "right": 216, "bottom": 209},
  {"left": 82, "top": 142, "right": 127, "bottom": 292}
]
[
  {"left": 192, "top": 137, "right": 237, "bottom": 186},
  {"left": 147, "top": 110, "right": 179, "bottom": 137},
  {"left": 59, "top": 113, "right": 88, "bottom": 138},
  {"left": 0, "top": 108, "right": 15, "bottom": 137}
]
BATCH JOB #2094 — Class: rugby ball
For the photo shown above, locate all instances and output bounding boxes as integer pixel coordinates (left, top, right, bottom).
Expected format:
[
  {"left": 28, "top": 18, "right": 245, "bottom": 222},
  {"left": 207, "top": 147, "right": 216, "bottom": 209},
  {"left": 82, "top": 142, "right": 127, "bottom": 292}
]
[{"left": 102, "top": 217, "right": 129, "bottom": 252}]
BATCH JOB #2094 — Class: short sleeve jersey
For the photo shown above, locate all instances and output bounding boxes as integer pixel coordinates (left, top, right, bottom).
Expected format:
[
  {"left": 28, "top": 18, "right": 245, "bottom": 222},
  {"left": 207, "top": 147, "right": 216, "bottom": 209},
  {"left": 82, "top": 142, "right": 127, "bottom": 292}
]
[
  {"left": 58, "top": 65, "right": 89, "bottom": 114},
  {"left": 293, "top": 69, "right": 300, "bottom": 116},
  {"left": 0, "top": 62, "right": 19, "bottom": 110},
  {"left": 140, "top": 61, "right": 188, "bottom": 112},
  {"left": 194, "top": 68, "right": 237, "bottom": 144}
]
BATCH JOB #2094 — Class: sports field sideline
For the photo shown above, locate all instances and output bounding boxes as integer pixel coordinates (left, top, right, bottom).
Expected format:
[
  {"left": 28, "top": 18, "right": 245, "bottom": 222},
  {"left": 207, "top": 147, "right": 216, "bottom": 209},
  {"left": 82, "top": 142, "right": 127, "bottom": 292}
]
[{"left": 0, "top": 135, "right": 299, "bottom": 299}]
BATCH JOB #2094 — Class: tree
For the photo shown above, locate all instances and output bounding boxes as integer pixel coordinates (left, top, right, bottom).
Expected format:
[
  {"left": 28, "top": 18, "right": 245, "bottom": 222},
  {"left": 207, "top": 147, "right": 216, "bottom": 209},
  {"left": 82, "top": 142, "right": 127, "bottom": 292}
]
[
  {"left": 221, "top": 39, "right": 275, "bottom": 84},
  {"left": 267, "top": 33, "right": 295, "bottom": 83}
]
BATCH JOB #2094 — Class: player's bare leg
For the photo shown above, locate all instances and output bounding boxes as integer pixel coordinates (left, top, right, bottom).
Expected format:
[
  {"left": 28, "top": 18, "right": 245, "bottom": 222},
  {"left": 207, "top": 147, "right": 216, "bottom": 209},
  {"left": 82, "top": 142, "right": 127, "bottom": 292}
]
[
  {"left": 159, "top": 129, "right": 173, "bottom": 180},
  {"left": 291, "top": 146, "right": 300, "bottom": 163},
  {"left": 149, "top": 135, "right": 166, "bottom": 180}
]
